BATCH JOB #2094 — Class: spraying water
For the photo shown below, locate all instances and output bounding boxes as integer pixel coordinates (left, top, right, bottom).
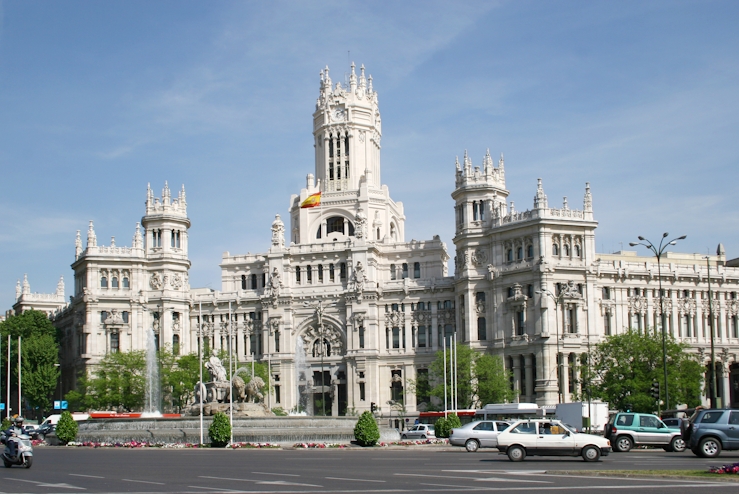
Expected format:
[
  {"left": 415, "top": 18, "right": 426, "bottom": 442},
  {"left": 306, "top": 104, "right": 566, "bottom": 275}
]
[
  {"left": 293, "top": 336, "right": 312, "bottom": 416},
  {"left": 142, "top": 328, "right": 162, "bottom": 417}
]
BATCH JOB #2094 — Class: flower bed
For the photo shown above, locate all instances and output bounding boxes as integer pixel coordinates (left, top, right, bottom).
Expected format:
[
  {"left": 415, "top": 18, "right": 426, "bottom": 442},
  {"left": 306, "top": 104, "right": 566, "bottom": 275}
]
[
  {"left": 709, "top": 462, "right": 739, "bottom": 475},
  {"left": 64, "top": 441, "right": 279, "bottom": 449},
  {"left": 293, "top": 442, "right": 347, "bottom": 448},
  {"left": 379, "top": 438, "right": 449, "bottom": 446}
]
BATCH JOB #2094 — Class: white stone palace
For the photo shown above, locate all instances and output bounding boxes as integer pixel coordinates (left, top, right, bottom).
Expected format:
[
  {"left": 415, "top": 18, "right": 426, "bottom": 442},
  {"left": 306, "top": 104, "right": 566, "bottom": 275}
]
[{"left": 12, "top": 63, "right": 739, "bottom": 415}]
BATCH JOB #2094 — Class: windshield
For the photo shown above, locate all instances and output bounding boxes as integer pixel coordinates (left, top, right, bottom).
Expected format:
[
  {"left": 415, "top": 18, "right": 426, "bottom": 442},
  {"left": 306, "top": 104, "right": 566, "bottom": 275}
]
[{"left": 559, "top": 422, "right": 577, "bottom": 433}]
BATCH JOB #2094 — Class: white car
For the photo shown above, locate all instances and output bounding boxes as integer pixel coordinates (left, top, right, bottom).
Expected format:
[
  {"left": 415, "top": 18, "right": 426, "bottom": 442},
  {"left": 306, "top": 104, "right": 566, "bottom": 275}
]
[
  {"left": 496, "top": 419, "right": 612, "bottom": 462},
  {"left": 449, "top": 420, "right": 510, "bottom": 452},
  {"left": 401, "top": 424, "right": 435, "bottom": 440}
]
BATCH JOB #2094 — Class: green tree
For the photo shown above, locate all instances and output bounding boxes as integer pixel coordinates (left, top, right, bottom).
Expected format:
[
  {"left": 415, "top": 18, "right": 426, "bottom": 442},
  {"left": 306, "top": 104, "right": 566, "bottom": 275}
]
[
  {"left": 587, "top": 329, "right": 703, "bottom": 413},
  {"left": 159, "top": 350, "right": 203, "bottom": 413},
  {"left": 354, "top": 411, "right": 380, "bottom": 446},
  {"left": 55, "top": 411, "right": 78, "bottom": 444},
  {"left": 67, "top": 350, "right": 146, "bottom": 411},
  {"left": 428, "top": 345, "right": 516, "bottom": 409},
  {"left": 0, "top": 310, "right": 60, "bottom": 419}
]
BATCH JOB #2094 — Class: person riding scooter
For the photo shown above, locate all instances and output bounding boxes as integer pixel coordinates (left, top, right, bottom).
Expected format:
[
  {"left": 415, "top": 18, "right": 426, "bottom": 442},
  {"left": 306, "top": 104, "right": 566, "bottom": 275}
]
[{"left": 1, "top": 418, "right": 25, "bottom": 459}]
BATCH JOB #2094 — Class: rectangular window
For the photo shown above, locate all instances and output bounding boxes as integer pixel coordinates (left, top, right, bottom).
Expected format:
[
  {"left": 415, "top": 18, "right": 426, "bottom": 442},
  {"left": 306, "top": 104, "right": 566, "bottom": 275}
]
[
  {"left": 359, "top": 326, "right": 365, "bottom": 349},
  {"left": 110, "top": 332, "right": 119, "bottom": 353},
  {"left": 307, "top": 265, "right": 312, "bottom": 284},
  {"left": 402, "top": 263, "right": 408, "bottom": 279},
  {"left": 413, "top": 262, "right": 420, "bottom": 279},
  {"left": 340, "top": 262, "right": 347, "bottom": 281},
  {"left": 604, "top": 313, "right": 612, "bottom": 335},
  {"left": 392, "top": 327, "right": 400, "bottom": 348},
  {"left": 477, "top": 317, "right": 487, "bottom": 340},
  {"left": 516, "top": 311, "right": 524, "bottom": 335},
  {"left": 251, "top": 274, "right": 258, "bottom": 289},
  {"left": 418, "top": 325, "right": 427, "bottom": 347},
  {"left": 275, "top": 331, "right": 280, "bottom": 353},
  {"left": 275, "top": 385, "right": 281, "bottom": 404},
  {"left": 390, "top": 264, "right": 396, "bottom": 280},
  {"left": 329, "top": 263, "right": 335, "bottom": 281},
  {"left": 359, "top": 382, "right": 366, "bottom": 401},
  {"left": 318, "top": 264, "right": 323, "bottom": 282},
  {"left": 296, "top": 267, "right": 301, "bottom": 284}
]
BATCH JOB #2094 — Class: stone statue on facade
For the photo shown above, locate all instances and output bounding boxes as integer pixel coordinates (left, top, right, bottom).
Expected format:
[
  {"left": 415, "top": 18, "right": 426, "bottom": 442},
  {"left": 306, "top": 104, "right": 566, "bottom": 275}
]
[
  {"left": 355, "top": 209, "right": 366, "bottom": 239},
  {"left": 351, "top": 261, "right": 366, "bottom": 302},
  {"left": 271, "top": 214, "right": 285, "bottom": 248}
]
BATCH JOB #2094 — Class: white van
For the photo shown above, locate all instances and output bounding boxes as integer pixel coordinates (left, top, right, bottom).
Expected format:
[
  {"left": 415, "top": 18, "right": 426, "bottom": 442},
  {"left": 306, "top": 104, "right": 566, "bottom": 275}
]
[{"left": 41, "top": 413, "right": 89, "bottom": 427}]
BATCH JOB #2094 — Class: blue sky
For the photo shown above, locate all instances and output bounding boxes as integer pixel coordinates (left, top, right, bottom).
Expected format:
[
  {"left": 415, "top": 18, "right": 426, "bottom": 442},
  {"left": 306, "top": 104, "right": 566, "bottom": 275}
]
[{"left": 1, "top": 0, "right": 737, "bottom": 310}]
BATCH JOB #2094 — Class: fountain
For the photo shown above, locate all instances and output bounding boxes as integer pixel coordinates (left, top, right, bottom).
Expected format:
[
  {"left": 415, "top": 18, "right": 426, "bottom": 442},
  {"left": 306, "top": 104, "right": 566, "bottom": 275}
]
[
  {"left": 294, "top": 336, "right": 312, "bottom": 415},
  {"left": 142, "top": 328, "right": 162, "bottom": 417}
]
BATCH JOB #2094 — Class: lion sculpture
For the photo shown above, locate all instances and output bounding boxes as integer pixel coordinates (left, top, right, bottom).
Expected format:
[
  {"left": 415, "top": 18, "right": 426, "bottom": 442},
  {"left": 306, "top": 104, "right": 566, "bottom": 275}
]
[{"left": 246, "top": 376, "right": 265, "bottom": 403}]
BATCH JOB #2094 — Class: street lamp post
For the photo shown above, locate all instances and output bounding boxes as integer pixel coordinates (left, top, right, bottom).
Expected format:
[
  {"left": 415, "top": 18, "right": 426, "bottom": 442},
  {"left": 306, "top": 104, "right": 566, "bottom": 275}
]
[
  {"left": 630, "top": 233, "right": 686, "bottom": 411},
  {"left": 536, "top": 286, "right": 566, "bottom": 404},
  {"left": 705, "top": 256, "right": 718, "bottom": 409}
]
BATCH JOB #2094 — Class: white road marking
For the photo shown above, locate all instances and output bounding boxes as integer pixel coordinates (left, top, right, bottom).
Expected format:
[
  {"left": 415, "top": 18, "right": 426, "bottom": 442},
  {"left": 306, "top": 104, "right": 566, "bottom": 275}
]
[
  {"left": 252, "top": 471, "right": 301, "bottom": 477},
  {"left": 419, "top": 482, "right": 478, "bottom": 489},
  {"left": 395, "top": 473, "right": 551, "bottom": 483},
  {"left": 326, "top": 477, "right": 387, "bottom": 483},
  {"left": 69, "top": 474, "right": 104, "bottom": 478},
  {"left": 188, "top": 486, "right": 241, "bottom": 492},
  {"left": 122, "top": 478, "right": 166, "bottom": 485},
  {"left": 199, "top": 475, "right": 322, "bottom": 488},
  {"left": 4, "top": 478, "right": 85, "bottom": 490}
]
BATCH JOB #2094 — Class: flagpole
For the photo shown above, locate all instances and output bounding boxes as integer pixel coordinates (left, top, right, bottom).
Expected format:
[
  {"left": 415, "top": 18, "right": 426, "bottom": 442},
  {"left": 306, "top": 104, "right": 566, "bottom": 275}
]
[
  {"left": 198, "top": 301, "right": 203, "bottom": 446},
  {"left": 229, "top": 300, "right": 233, "bottom": 446},
  {"left": 454, "top": 332, "right": 458, "bottom": 412},
  {"left": 443, "top": 337, "right": 447, "bottom": 418},
  {"left": 18, "top": 336, "right": 22, "bottom": 418}
]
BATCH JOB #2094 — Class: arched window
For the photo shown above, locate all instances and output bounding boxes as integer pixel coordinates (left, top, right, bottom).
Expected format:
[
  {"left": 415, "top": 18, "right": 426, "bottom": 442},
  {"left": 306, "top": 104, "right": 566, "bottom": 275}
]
[
  {"left": 574, "top": 245, "right": 581, "bottom": 257},
  {"left": 325, "top": 216, "right": 355, "bottom": 236},
  {"left": 340, "top": 262, "right": 347, "bottom": 280},
  {"left": 507, "top": 287, "right": 514, "bottom": 298},
  {"left": 306, "top": 265, "right": 313, "bottom": 284},
  {"left": 329, "top": 263, "right": 335, "bottom": 282},
  {"left": 172, "top": 334, "right": 180, "bottom": 355},
  {"left": 100, "top": 276, "right": 108, "bottom": 288},
  {"left": 376, "top": 227, "right": 381, "bottom": 240},
  {"left": 295, "top": 267, "right": 301, "bottom": 284},
  {"left": 402, "top": 263, "right": 409, "bottom": 279},
  {"left": 552, "top": 243, "right": 559, "bottom": 256},
  {"left": 390, "top": 264, "right": 397, "bottom": 280},
  {"left": 527, "top": 245, "right": 534, "bottom": 258},
  {"left": 506, "top": 249, "right": 513, "bottom": 262},
  {"left": 241, "top": 275, "right": 247, "bottom": 290},
  {"left": 100, "top": 311, "right": 108, "bottom": 323},
  {"left": 122, "top": 277, "right": 129, "bottom": 288},
  {"left": 516, "top": 247, "right": 523, "bottom": 260},
  {"left": 111, "top": 277, "right": 119, "bottom": 288},
  {"left": 413, "top": 262, "right": 421, "bottom": 279},
  {"left": 390, "top": 223, "right": 397, "bottom": 240},
  {"left": 564, "top": 244, "right": 570, "bottom": 256}
]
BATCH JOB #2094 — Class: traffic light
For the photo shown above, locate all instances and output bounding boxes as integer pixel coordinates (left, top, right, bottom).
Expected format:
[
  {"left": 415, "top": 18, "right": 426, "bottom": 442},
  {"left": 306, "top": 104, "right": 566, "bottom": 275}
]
[
  {"left": 650, "top": 381, "right": 660, "bottom": 400},
  {"left": 370, "top": 402, "right": 377, "bottom": 413}
]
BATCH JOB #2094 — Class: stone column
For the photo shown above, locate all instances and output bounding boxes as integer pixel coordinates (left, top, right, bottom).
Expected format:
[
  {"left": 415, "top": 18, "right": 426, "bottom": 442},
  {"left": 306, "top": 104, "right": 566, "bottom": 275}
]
[
  {"left": 560, "top": 353, "right": 569, "bottom": 403},
  {"left": 524, "top": 355, "right": 534, "bottom": 402},
  {"left": 512, "top": 356, "right": 522, "bottom": 402}
]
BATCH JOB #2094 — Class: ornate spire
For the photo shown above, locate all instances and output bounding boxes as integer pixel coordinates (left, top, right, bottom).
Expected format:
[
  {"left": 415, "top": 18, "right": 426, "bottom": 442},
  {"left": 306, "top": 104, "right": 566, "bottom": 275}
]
[
  {"left": 463, "top": 150, "right": 472, "bottom": 175},
  {"left": 324, "top": 65, "right": 332, "bottom": 88},
  {"left": 455, "top": 156, "right": 461, "bottom": 171},
  {"left": 56, "top": 276, "right": 65, "bottom": 297},
  {"left": 367, "top": 74, "right": 373, "bottom": 94},
  {"left": 133, "top": 222, "right": 143, "bottom": 249},
  {"left": 583, "top": 182, "right": 592, "bottom": 212},
  {"left": 349, "top": 61, "right": 357, "bottom": 91},
  {"left": 22, "top": 274, "right": 30, "bottom": 295},
  {"left": 87, "top": 220, "right": 97, "bottom": 248},
  {"left": 110, "top": 236, "right": 116, "bottom": 248},
  {"left": 162, "top": 181, "right": 171, "bottom": 205},
  {"left": 15, "top": 279, "right": 21, "bottom": 300},
  {"left": 75, "top": 230, "right": 82, "bottom": 258},
  {"left": 179, "top": 184, "right": 187, "bottom": 207},
  {"left": 483, "top": 148, "right": 493, "bottom": 174},
  {"left": 563, "top": 197, "right": 569, "bottom": 210},
  {"left": 359, "top": 64, "right": 367, "bottom": 91},
  {"left": 499, "top": 153, "right": 505, "bottom": 170},
  {"left": 534, "top": 178, "right": 548, "bottom": 209}
]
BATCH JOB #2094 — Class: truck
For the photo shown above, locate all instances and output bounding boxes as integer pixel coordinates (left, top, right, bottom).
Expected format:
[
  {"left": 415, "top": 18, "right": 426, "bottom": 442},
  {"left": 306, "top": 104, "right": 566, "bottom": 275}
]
[
  {"left": 555, "top": 401, "right": 609, "bottom": 433},
  {"left": 40, "top": 412, "right": 90, "bottom": 427}
]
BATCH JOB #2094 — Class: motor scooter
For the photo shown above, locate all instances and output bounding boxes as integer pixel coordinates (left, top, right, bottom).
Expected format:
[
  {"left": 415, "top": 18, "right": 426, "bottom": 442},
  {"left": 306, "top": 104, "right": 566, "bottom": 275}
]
[{"left": 1, "top": 430, "right": 33, "bottom": 468}]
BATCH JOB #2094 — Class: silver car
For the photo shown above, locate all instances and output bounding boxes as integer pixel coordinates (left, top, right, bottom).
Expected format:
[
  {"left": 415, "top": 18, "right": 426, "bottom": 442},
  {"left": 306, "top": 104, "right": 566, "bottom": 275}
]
[
  {"left": 401, "top": 424, "right": 435, "bottom": 440},
  {"left": 449, "top": 420, "right": 510, "bottom": 452}
]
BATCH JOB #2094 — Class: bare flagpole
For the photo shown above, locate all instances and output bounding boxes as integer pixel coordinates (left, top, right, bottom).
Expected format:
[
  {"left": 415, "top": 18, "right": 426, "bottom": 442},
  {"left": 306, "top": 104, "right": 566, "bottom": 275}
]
[
  {"left": 443, "top": 337, "right": 447, "bottom": 418},
  {"left": 6, "top": 335, "right": 10, "bottom": 419},
  {"left": 229, "top": 300, "right": 233, "bottom": 446},
  {"left": 18, "top": 336, "right": 22, "bottom": 418},
  {"left": 198, "top": 300, "right": 203, "bottom": 446}
]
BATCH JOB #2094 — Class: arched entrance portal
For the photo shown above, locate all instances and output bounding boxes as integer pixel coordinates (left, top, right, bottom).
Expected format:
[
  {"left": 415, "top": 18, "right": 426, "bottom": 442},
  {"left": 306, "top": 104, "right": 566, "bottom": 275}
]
[{"left": 297, "top": 321, "right": 348, "bottom": 416}]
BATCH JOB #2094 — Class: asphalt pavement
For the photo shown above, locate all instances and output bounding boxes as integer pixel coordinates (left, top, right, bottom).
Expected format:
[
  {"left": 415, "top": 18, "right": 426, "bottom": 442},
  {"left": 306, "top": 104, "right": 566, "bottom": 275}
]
[{"left": 1, "top": 446, "right": 738, "bottom": 494}]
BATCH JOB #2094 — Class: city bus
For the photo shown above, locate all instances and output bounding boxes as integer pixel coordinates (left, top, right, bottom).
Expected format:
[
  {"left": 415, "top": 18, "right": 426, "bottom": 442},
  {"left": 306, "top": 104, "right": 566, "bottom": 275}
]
[
  {"left": 474, "top": 403, "right": 550, "bottom": 421},
  {"left": 418, "top": 410, "right": 478, "bottom": 426}
]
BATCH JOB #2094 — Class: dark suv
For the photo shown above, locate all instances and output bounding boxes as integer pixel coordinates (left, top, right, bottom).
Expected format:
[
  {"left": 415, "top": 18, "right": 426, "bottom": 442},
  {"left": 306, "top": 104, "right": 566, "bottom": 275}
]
[{"left": 684, "top": 408, "right": 739, "bottom": 458}]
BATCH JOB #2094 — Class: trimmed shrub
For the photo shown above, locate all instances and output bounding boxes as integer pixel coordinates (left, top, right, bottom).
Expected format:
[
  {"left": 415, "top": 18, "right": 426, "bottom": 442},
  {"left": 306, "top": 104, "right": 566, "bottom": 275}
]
[
  {"left": 56, "top": 411, "right": 79, "bottom": 444},
  {"left": 208, "top": 412, "right": 231, "bottom": 447},
  {"left": 354, "top": 411, "right": 380, "bottom": 446},
  {"left": 434, "top": 413, "right": 461, "bottom": 438},
  {"left": 271, "top": 407, "right": 288, "bottom": 416}
]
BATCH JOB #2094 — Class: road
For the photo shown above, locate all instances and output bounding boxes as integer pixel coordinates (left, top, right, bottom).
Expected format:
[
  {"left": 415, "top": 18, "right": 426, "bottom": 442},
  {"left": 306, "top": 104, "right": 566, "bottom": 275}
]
[{"left": 2, "top": 447, "right": 738, "bottom": 493}]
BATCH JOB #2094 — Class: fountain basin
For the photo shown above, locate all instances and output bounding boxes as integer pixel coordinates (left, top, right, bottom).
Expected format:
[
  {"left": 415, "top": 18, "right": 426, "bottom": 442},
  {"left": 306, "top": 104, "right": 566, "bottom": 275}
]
[{"left": 76, "top": 416, "right": 401, "bottom": 444}]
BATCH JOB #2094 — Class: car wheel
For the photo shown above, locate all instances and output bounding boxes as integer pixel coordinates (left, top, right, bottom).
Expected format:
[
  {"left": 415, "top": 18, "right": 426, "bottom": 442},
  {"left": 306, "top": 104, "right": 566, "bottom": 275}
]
[
  {"left": 507, "top": 445, "right": 526, "bottom": 462},
  {"left": 581, "top": 446, "right": 601, "bottom": 462},
  {"left": 697, "top": 437, "right": 722, "bottom": 458},
  {"left": 670, "top": 436, "right": 686, "bottom": 453},
  {"left": 401, "top": 434, "right": 407, "bottom": 440},
  {"left": 421, "top": 435, "right": 426, "bottom": 439},
  {"left": 465, "top": 439, "right": 480, "bottom": 453},
  {"left": 615, "top": 435, "right": 633, "bottom": 453}
]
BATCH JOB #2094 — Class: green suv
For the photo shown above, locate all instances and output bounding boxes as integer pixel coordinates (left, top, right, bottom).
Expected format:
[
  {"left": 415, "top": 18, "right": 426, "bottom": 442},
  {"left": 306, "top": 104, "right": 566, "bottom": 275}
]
[{"left": 604, "top": 412, "right": 685, "bottom": 452}]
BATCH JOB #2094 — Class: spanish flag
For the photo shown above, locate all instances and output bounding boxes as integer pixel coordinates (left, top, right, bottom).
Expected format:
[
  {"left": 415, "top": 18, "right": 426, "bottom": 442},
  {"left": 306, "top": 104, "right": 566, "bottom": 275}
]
[{"left": 300, "top": 192, "right": 321, "bottom": 209}]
